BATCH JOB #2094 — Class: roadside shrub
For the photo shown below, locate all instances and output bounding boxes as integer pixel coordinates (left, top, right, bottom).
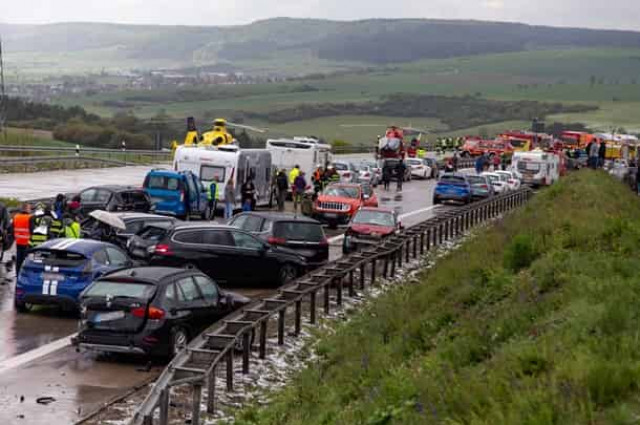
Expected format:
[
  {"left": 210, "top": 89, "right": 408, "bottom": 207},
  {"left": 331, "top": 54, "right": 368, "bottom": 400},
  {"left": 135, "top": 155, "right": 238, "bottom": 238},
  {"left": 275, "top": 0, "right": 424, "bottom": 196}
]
[{"left": 503, "top": 233, "right": 539, "bottom": 272}]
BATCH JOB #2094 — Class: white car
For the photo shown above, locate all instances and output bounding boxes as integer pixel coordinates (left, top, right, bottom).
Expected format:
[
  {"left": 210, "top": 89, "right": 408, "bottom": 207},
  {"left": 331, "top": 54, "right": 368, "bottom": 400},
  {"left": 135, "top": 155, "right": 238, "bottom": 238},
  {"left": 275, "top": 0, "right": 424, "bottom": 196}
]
[
  {"left": 495, "top": 170, "right": 521, "bottom": 190},
  {"left": 481, "top": 172, "right": 508, "bottom": 194},
  {"left": 406, "top": 158, "right": 432, "bottom": 179},
  {"left": 331, "top": 161, "right": 358, "bottom": 183},
  {"left": 358, "top": 164, "right": 380, "bottom": 187}
]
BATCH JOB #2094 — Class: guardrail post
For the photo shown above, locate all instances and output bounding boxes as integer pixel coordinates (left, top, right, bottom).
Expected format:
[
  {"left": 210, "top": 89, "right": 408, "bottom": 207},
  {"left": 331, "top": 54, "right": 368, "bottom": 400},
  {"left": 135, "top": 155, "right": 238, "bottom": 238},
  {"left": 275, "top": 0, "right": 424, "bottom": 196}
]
[
  {"left": 259, "top": 320, "right": 267, "bottom": 359},
  {"left": 226, "top": 350, "right": 234, "bottom": 391},
  {"left": 348, "top": 270, "right": 355, "bottom": 297},
  {"left": 420, "top": 232, "right": 425, "bottom": 255},
  {"left": 371, "top": 259, "right": 376, "bottom": 285},
  {"left": 142, "top": 414, "right": 153, "bottom": 425},
  {"left": 398, "top": 246, "right": 403, "bottom": 267},
  {"left": 390, "top": 251, "right": 396, "bottom": 276},
  {"left": 383, "top": 254, "right": 389, "bottom": 278},
  {"left": 405, "top": 240, "right": 410, "bottom": 263},
  {"left": 207, "top": 366, "right": 217, "bottom": 414},
  {"left": 323, "top": 283, "right": 331, "bottom": 314},
  {"left": 159, "top": 388, "right": 170, "bottom": 425},
  {"left": 242, "top": 332, "right": 251, "bottom": 374},
  {"left": 191, "top": 384, "right": 202, "bottom": 425},
  {"left": 360, "top": 263, "right": 366, "bottom": 289},
  {"left": 295, "top": 300, "right": 302, "bottom": 336},
  {"left": 412, "top": 235, "right": 418, "bottom": 259},
  {"left": 426, "top": 228, "right": 432, "bottom": 251},
  {"left": 278, "top": 309, "right": 286, "bottom": 345},
  {"left": 310, "top": 291, "right": 317, "bottom": 324},
  {"left": 439, "top": 223, "right": 444, "bottom": 244},
  {"left": 336, "top": 277, "right": 343, "bottom": 306}
]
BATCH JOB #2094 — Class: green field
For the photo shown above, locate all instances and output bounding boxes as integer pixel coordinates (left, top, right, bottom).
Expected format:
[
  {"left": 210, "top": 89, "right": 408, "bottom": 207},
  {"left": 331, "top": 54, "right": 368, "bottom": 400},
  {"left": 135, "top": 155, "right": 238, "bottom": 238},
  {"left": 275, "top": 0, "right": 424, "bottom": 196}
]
[
  {"left": 0, "top": 128, "right": 72, "bottom": 147},
  {"left": 234, "top": 171, "right": 640, "bottom": 425},
  {"left": 50, "top": 48, "right": 640, "bottom": 141}
]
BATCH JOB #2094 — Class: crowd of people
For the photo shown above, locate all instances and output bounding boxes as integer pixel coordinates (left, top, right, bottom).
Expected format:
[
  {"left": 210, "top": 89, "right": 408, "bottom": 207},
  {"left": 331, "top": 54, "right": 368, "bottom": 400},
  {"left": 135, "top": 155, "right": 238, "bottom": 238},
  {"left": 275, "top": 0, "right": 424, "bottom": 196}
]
[{"left": 474, "top": 151, "right": 509, "bottom": 174}]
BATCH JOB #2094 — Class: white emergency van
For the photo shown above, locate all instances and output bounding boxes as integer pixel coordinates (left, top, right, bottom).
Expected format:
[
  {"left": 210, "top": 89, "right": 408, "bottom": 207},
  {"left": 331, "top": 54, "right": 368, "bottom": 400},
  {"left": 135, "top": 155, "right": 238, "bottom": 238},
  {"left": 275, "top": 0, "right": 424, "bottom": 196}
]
[
  {"left": 266, "top": 138, "right": 333, "bottom": 180},
  {"left": 173, "top": 145, "right": 272, "bottom": 209},
  {"left": 512, "top": 150, "right": 560, "bottom": 187}
]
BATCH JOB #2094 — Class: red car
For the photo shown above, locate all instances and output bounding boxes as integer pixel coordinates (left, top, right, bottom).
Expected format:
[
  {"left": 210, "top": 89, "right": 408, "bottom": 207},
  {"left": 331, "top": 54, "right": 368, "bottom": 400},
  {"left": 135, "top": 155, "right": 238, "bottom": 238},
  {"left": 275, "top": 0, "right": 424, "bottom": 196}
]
[
  {"left": 342, "top": 208, "right": 401, "bottom": 254},
  {"left": 313, "top": 184, "right": 364, "bottom": 228}
]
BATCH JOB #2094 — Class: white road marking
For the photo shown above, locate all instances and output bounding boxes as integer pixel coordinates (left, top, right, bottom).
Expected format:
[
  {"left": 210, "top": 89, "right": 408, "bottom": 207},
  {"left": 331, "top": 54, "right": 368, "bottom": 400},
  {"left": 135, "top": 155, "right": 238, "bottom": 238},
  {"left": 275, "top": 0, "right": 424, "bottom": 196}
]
[{"left": 0, "top": 334, "right": 77, "bottom": 375}]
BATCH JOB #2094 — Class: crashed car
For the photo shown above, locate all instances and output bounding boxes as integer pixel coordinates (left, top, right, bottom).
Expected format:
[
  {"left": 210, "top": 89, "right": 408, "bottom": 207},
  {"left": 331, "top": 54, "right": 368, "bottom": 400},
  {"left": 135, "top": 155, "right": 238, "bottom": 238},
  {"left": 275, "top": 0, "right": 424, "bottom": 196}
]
[
  {"left": 342, "top": 208, "right": 401, "bottom": 254},
  {"left": 313, "top": 183, "right": 365, "bottom": 228}
]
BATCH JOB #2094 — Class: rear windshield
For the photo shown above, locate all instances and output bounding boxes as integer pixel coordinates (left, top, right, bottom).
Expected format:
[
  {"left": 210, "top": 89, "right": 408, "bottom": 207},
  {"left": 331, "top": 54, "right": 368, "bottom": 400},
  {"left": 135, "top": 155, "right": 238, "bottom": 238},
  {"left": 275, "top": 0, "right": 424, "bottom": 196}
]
[
  {"left": 484, "top": 174, "right": 500, "bottom": 183},
  {"left": 137, "top": 225, "right": 170, "bottom": 241},
  {"left": 274, "top": 222, "right": 325, "bottom": 242},
  {"left": 407, "top": 159, "right": 422, "bottom": 165},
  {"left": 518, "top": 161, "right": 541, "bottom": 171},
  {"left": 440, "top": 175, "right": 467, "bottom": 184},
  {"left": 121, "top": 191, "right": 149, "bottom": 204},
  {"left": 200, "top": 165, "right": 225, "bottom": 182},
  {"left": 353, "top": 211, "right": 395, "bottom": 227},
  {"left": 323, "top": 186, "right": 360, "bottom": 199},
  {"left": 145, "top": 175, "right": 183, "bottom": 191},
  {"left": 28, "top": 250, "right": 87, "bottom": 267},
  {"left": 84, "top": 280, "right": 156, "bottom": 300},
  {"left": 466, "top": 175, "right": 485, "bottom": 184}
]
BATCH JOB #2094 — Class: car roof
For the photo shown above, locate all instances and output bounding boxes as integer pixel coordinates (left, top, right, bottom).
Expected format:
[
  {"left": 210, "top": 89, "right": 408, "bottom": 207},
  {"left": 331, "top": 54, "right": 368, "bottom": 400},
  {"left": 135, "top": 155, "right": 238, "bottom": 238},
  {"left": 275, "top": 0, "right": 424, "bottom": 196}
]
[
  {"left": 233, "top": 211, "right": 320, "bottom": 224},
  {"left": 100, "top": 267, "right": 191, "bottom": 284},
  {"left": 327, "top": 183, "right": 361, "bottom": 188},
  {"left": 359, "top": 207, "right": 395, "bottom": 214},
  {"left": 172, "top": 223, "right": 233, "bottom": 231},
  {"left": 36, "top": 238, "right": 116, "bottom": 254},
  {"left": 84, "top": 185, "right": 144, "bottom": 192},
  {"left": 441, "top": 173, "right": 468, "bottom": 178}
]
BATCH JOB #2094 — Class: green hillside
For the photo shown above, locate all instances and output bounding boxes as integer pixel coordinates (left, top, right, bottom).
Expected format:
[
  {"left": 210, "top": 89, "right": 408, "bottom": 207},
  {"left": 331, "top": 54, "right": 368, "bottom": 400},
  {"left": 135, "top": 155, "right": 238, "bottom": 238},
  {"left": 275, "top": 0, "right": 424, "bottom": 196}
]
[
  {"left": 3, "top": 18, "right": 640, "bottom": 74},
  {"left": 235, "top": 171, "right": 640, "bottom": 425}
]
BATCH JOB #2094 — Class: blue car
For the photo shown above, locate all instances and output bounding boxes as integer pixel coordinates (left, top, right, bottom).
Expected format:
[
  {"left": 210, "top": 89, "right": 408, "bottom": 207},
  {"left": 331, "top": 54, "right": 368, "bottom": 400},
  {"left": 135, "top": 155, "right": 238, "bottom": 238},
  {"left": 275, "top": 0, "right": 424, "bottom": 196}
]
[
  {"left": 15, "top": 239, "right": 133, "bottom": 312},
  {"left": 433, "top": 173, "right": 473, "bottom": 205},
  {"left": 143, "top": 170, "right": 209, "bottom": 219}
]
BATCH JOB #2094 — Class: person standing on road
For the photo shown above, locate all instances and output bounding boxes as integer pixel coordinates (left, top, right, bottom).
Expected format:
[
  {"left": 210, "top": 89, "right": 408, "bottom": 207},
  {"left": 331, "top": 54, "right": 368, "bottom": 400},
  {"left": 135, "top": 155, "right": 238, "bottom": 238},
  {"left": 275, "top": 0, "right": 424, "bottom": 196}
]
[
  {"left": 64, "top": 214, "right": 82, "bottom": 239},
  {"left": 13, "top": 203, "right": 32, "bottom": 274},
  {"left": 293, "top": 171, "right": 308, "bottom": 214},
  {"left": 288, "top": 164, "right": 300, "bottom": 187},
  {"left": 29, "top": 204, "right": 50, "bottom": 248},
  {"left": 207, "top": 180, "right": 218, "bottom": 220},
  {"left": 224, "top": 178, "right": 235, "bottom": 220},
  {"left": 241, "top": 176, "right": 256, "bottom": 212},
  {"left": 452, "top": 150, "right": 460, "bottom": 172},
  {"left": 598, "top": 141, "right": 607, "bottom": 169},
  {"left": 500, "top": 152, "right": 509, "bottom": 171},
  {"left": 492, "top": 154, "right": 501, "bottom": 172},
  {"left": 276, "top": 170, "right": 288, "bottom": 212},
  {"left": 396, "top": 160, "right": 406, "bottom": 191},
  {"left": 382, "top": 163, "right": 391, "bottom": 190},
  {"left": 589, "top": 140, "right": 599, "bottom": 169},
  {"left": 635, "top": 166, "right": 640, "bottom": 195},
  {"left": 475, "top": 155, "right": 484, "bottom": 174}
]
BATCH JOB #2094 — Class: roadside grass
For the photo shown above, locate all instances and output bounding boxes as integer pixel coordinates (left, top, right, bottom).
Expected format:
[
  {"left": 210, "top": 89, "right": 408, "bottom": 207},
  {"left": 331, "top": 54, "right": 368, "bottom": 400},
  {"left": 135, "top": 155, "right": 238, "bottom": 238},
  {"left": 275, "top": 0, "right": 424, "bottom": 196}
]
[{"left": 234, "top": 170, "right": 640, "bottom": 425}]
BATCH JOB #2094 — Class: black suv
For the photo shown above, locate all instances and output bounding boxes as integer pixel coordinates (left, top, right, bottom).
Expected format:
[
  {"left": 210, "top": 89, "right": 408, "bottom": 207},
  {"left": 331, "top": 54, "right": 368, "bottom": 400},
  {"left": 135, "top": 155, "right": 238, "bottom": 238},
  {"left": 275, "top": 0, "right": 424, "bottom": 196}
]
[
  {"left": 74, "top": 267, "right": 250, "bottom": 357},
  {"left": 229, "top": 212, "right": 329, "bottom": 268},
  {"left": 78, "top": 185, "right": 152, "bottom": 215},
  {"left": 145, "top": 223, "right": 307, "bottom": 286}
]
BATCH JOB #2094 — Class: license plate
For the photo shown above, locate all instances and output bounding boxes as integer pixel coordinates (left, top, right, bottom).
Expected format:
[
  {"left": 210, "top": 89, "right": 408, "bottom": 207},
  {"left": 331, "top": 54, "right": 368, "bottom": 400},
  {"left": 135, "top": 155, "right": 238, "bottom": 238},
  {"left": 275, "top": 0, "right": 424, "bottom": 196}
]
[
  {"left": 42, "top": 273, "right": 64, "bottom": 282},
  {"left": 93, "top": 311, "right": 125, "bottom": 323},
  {"left": 324, "top": 213, "right": 338, "bottom": 219}
]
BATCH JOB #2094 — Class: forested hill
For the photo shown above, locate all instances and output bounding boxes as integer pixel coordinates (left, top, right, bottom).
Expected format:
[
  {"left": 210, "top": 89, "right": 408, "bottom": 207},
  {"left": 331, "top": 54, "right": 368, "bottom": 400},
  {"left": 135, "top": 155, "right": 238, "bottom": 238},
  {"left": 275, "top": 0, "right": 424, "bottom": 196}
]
[{"left": 3, "top": 18, "right": 640, "bottom": 71}]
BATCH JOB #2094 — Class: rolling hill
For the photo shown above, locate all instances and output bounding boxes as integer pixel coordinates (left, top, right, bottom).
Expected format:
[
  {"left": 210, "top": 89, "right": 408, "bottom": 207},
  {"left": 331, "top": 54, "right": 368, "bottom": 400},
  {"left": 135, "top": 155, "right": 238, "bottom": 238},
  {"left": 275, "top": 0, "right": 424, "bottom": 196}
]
[{"left": 3, "top": 18, "right": 640, "bottom": 74}]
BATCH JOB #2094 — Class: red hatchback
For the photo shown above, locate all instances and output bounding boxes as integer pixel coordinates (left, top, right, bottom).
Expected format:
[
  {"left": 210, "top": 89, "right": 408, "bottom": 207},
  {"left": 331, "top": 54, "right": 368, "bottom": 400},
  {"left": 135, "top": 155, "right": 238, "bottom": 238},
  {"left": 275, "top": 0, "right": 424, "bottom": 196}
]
[{"left": 342, "top": 208, "right": 401, "bottom": 254}]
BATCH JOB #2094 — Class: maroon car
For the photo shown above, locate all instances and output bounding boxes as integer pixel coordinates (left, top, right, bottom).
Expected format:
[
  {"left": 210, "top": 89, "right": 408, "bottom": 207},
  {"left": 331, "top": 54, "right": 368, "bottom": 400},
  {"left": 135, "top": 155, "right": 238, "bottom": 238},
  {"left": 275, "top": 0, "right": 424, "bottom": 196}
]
[{"left": 342, "top": 208, "right": 401, "bottom": 254}]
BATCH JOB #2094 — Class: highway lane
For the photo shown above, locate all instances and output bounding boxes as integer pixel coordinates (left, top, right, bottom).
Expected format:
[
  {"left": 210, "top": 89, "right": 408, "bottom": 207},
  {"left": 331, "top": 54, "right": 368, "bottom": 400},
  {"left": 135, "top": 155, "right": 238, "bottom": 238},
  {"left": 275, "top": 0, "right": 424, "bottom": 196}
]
[{"left": 0, "top": 176, "right": 445, "bottom": 425}]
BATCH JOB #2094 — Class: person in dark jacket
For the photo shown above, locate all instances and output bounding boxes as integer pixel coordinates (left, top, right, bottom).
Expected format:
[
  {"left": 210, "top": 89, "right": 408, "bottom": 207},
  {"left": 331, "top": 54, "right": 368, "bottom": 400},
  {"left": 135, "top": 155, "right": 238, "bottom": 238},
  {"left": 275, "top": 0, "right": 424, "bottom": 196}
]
[
  {"left": 276, "top": 170, "right": 288, "bottom": 212},
  {"left": 382, "top": 163, "right": 391, "bottom": 190},
  {"left": 241, "top": 177, "right": 256, "bottom": 212},
  {"left": 598, "top": 141, "right": 607, "bottom": 168},
  {"left": 635, "top": 166, "right": 640, "bottom": 195},
  {"left": 293, "top": 172, "right": 308, "bottom": 214},
  {"left": 396, "top": 160, "right": 406, "bottom": 191}
]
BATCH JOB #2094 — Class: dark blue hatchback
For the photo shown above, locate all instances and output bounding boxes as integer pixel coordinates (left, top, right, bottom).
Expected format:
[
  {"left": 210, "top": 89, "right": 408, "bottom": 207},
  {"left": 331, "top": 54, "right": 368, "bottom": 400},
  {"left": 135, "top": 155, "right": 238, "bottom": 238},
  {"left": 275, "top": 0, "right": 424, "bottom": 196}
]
[
  {"left": 433, "top": 173, "right": 473, "bottom": 205},
  {"left": 15, "top": 239, "right": 133, "bottom": 312}
]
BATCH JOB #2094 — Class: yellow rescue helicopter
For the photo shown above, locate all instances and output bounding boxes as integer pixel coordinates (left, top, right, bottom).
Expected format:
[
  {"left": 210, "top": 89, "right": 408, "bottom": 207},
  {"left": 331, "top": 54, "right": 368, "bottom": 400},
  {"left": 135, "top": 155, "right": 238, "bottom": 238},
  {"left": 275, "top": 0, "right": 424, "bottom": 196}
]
[{"left": 180, "top": 117, "right": 266, "bottom": 148}]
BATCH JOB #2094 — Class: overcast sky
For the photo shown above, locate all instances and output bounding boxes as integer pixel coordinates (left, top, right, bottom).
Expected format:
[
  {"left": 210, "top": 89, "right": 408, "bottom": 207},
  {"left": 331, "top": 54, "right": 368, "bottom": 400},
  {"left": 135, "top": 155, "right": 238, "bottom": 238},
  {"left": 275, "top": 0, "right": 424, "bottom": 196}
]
[{"left": 2, "top": 0, "right": 640, "bottom": 31}]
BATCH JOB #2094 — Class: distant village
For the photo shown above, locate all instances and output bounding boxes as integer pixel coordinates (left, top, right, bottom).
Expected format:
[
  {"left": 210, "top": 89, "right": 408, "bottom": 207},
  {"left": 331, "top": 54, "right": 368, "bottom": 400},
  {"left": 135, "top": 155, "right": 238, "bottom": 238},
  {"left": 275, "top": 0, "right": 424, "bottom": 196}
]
[{"left": 6, "top": 69, "right": 289, "bottom": 103}]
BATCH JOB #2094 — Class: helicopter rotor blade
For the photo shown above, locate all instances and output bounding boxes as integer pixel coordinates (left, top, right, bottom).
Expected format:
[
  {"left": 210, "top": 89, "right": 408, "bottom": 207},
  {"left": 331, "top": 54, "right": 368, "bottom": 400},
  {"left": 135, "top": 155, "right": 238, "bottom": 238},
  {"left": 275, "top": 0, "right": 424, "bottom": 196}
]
[{"left": 226, "top": 121, "right": 268, "bottom": 133}]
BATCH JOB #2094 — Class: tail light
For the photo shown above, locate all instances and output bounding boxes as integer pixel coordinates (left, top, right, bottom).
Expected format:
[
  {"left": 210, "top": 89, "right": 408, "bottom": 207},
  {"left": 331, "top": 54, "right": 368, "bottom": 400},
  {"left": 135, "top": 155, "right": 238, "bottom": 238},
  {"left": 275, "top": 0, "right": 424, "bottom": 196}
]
[
  {"left": 319, "top": 237, "right": 329, "bottom": 247},
  {"left": 363, "top": 172, "right": 370, "bottom": 177},
  {"left": 481, "top": 184, "right": 489, "bottom": 189},
  {"left": 344, "top": 172, "right": 351, "bottom": 178},
  {"left": 180, "top": 192, "right": 185, "bottom": 202},
  {"left": 131, "top": 306, "right": 165, "bottom": 320},
  {"left": 154, "top": 244, "right": 173, "bottom": 255},
  {"left": 267, "top": 236, "right": 287, "bottom": 245}
]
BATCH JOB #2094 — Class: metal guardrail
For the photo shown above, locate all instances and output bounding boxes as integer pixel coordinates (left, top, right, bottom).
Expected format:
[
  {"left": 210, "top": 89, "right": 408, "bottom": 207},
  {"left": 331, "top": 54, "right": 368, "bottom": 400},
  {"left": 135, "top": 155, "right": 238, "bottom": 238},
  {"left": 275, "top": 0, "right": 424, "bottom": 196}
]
[
  {"left": 0, "top": 145, "right": 170, "bottom": 156},
  {"left": 0, "top": 155, "right": 129, "bottom": 167},
  {"left": 129, "top": 186, "right": 533, "bottom": 425}
]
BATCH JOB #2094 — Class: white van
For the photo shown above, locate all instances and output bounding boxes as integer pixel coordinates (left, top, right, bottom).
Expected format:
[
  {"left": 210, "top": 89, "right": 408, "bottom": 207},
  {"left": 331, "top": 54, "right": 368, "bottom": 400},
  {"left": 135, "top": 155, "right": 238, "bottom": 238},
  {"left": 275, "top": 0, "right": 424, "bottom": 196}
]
[
  {"left": 266, "top": 138, "right": 333, "bottom": 182},
  {"left": 512, "top": 150, "right": 560, "bottom": 187},
  {"left": 173, "top": 145, "right": 273, "bottom": 209}
]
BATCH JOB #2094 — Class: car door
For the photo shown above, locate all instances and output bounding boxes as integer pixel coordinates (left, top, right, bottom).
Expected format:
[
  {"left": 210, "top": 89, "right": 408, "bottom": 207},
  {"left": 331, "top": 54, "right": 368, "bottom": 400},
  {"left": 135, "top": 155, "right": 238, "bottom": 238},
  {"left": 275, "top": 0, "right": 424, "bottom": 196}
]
[
  {"left": 80, "top": 188, "right": 111, "bottom": 215},
  {"left": 192, "top": 275, "right": 229, "bottom": 323},
  {"left": 200, "top": 229, "right": 238, "bottom": 285},
  {"left": 174, "top": 276, "right": 210, "bottom": 333},
  {"left": 105, "top": 247, "right": 133, "bottom": 271},
  {"left": 229, "top": 229, "right": 274, "bottom": 285}
]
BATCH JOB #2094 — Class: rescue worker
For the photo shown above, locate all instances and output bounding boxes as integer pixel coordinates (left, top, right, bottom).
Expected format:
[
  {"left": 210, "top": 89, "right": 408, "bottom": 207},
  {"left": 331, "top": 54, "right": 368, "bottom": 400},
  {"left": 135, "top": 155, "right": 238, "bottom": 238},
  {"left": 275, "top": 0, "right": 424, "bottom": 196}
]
[
  {"left": 276, "top": 169, "right": 289, "bottom": 212},
  {"left": 53, "top": 194, "right": 66, "bottom": 219},
  {"left": 500, "top": 152, "right": 509, "bottom": 171},
  {"left": 29, "top": 203, "right": 50, "bottom": 248},
  {"left": 48, "top": 208, "right": 64, "bottom": 239},
  {"left": 208, "top": 180, "right": 218, "bottom": 220},
  {"left": 64, "top": 214, "right": 82, "bottom": 239},
  {"left": 67, "top": 195, "right": 82, "bottom": 218},
  {"left": 329, "top": 166, "right": 340, "bottom": 183},
  {"left": 312, "top": 165, "right": 324, "bottom": 198},
  {"left": 288, "top": 164, "right": 301, "bottom": 187},
  {"left": 13, "top": 203, "right": 32, "bottom": 274},
  {"left": 417, "top": 147, "right": 426, "bottom": 159}
]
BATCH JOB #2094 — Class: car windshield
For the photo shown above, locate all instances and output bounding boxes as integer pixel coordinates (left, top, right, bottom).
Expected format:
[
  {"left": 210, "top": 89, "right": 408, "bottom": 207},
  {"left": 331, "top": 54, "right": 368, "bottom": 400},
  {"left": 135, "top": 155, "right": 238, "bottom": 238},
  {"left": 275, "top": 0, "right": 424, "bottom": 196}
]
[
  {"left": 83, "top": 280, "right": 156, "bottom": 300},
  {"left": 518, "top": 161, "right": 541, "bottom": 171},
  {"left": 484, "top": 174, "right": 500, "bottom": 183},
  {"left": 353, "top": 211, "right": 395, "bottom": 227},
  {"left": 332, "top": 163, "right": 348, "bottom": 171},
  {"left": 28, "top": 249, "right": 87, "bottom": 267},
  {"left": 323, "top": 186, "right": 359, "bottom": 199},
  {"left": 361, "top": 184, "right": 373, "bottom": 195},
  {"left": 407, "top": 159, "right": 422, "bottom": 166},
  {"left": 145, "top": 175, "right": 182, "bottom": 191},
  {"left": 440, "top": 175, "right": 466, "bottom": 184},
  {"left": 274, "top": 222, "right": 325, "bottom": 242}
]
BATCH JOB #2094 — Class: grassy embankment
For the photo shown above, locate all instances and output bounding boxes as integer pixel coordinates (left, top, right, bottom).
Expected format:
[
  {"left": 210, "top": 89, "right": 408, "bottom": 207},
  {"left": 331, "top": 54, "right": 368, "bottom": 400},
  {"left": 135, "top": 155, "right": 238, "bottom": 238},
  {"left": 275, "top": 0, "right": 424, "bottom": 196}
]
[{"left": 235, "top": 170, "right": 640, "bottom": 425}]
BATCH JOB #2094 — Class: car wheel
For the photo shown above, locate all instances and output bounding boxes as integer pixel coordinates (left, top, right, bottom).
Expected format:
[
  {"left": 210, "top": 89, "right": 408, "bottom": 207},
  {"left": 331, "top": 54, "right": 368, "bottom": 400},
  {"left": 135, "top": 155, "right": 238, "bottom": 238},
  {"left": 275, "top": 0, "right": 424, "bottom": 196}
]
[
  {"left": 278, "top": 264, "right": 298, "bottom": 285},
  {"left": 170, "top": 327, "right": 189, "bottom": 358},
  {"left": 14, "top": 300, "right": 32, "bottom": 313}
]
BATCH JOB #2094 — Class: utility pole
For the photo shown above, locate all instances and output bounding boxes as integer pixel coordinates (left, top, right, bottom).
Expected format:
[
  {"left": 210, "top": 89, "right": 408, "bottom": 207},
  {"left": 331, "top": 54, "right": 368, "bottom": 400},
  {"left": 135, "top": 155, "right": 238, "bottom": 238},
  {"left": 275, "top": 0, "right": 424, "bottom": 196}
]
[{"left": 0, "top": 35, "right": 7, "bottom": 142}]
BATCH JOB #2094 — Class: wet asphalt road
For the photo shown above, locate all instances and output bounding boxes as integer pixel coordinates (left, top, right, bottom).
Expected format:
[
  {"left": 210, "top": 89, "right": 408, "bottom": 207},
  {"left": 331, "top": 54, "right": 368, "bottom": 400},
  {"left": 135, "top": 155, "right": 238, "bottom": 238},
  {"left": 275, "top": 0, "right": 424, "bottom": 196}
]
[{"left": 0, "top": 170, "right": 446, "bottom": 424}]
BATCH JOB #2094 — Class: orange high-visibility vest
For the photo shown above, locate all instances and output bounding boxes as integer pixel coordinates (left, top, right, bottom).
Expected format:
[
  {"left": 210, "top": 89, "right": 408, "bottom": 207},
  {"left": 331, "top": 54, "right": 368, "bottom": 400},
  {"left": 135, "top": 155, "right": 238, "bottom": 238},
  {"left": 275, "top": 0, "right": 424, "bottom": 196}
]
[{"left": 13, "top": 213, "right": 32, "bottom": 246}]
